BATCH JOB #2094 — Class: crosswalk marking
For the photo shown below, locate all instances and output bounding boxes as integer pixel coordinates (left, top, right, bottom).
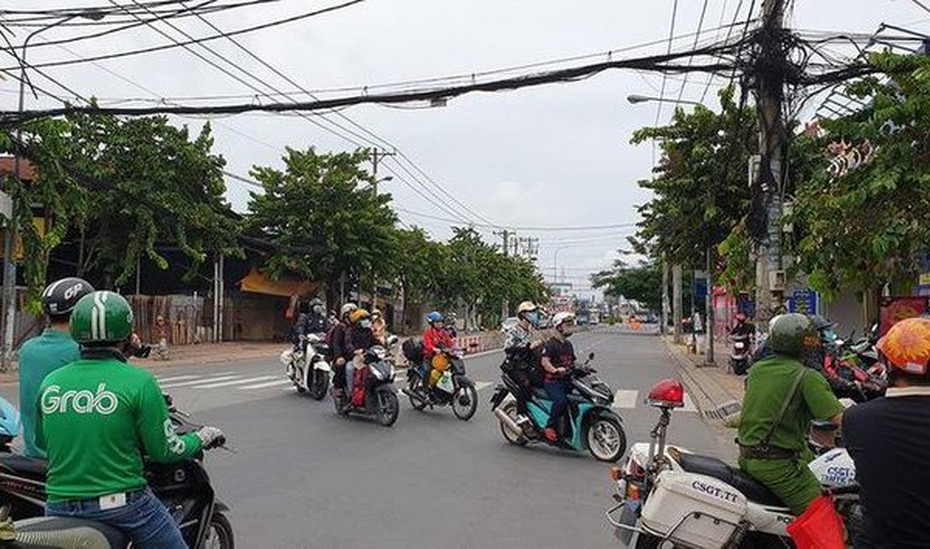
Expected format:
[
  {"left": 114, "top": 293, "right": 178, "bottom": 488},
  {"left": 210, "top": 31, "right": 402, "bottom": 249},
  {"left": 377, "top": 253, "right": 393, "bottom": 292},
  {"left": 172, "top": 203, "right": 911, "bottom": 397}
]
[
  {"left": 239, "top": 379, "right": 292, "bottom": 390},
  {"left": 682, "top": 394, "right": 698, "bottom": 413},
  {"left": 154, "top": 375, "right": 197, "bottom": 384},
  {"left": 159, "top": 375, "right": 241, "bottom": 389},
  {"left": 190, "top": 375, "right": 279, "bottom": 389},
  {"left": 613, "top": 389, "right": 639, "bottom": 410},
  {"left": 474, "top": 381, "right": 494, "bottom": 392}
]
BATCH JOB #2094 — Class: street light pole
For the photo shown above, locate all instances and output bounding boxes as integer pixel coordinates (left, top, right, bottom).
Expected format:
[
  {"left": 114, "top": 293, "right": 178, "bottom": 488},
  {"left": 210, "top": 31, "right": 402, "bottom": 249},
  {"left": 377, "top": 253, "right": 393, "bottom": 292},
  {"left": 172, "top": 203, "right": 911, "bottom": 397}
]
[{"left": 2, "top": 11, "right": 103, "bottom": 368}]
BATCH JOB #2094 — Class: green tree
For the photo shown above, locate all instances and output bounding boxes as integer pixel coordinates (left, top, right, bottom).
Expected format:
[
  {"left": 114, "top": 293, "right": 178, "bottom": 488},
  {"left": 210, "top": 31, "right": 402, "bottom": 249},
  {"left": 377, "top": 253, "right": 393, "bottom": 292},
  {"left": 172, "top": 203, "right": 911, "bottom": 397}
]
[
  {"left": 391, "top": 226, "right": 445, "bottom": 326},
  {"left": 787, "top": 53, "right": 930, "bottom": 306},
  {"left": 591, "top": 259, "right": 662, "bottom": 312},
  {"left": 246, "top": 147, "right": 397, "bottom": 306}
]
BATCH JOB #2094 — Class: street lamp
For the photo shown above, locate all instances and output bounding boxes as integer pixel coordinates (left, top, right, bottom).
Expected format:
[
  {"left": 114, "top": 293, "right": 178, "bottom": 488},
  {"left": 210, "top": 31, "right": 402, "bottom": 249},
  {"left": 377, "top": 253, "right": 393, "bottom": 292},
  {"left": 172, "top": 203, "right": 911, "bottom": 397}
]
[
  {"left": 2, "top": 9, "right": 105, "bottom": 369},
  {"left": 626, "top": 94, "right": 702, "bottom": 106}
]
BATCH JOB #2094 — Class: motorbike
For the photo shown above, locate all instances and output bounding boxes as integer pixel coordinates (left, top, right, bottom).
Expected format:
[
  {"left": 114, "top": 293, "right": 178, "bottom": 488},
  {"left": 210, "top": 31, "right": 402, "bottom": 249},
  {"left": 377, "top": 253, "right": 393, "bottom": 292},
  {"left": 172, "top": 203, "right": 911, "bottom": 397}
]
[
  {"left": 728, "top": 334, "right": 753, "bottom": 376},
  {"left": 489, "top": 352, "right": 626, "bottom": 462},
  {"left": 0, "top": 394, "right": 233, "bottom": 549},
  {"left": 605, "top": 379, "right": 860, "bottom": 548},
  {"left": 280, "top": 332, "right": 331, "bottom": 400},
  {"left": 332, "top": 338, "right": 401, "bottom": 427},
  {"left": 401, "top": 345, "right": 479, "bottom": 421}
]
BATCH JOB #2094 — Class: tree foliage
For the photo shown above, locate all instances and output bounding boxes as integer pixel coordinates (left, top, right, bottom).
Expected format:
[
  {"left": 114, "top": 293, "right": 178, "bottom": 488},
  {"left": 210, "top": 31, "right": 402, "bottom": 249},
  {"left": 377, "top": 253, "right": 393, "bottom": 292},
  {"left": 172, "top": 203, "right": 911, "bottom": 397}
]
[{"left": 591, "top": 259, "right": 662, "bottom": 312}]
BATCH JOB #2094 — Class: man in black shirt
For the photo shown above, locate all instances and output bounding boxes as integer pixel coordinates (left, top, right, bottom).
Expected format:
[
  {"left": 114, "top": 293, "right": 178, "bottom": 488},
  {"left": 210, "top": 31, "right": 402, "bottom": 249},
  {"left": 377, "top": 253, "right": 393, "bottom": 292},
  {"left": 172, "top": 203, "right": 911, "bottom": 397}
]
[
  {"left": 540, "top": 312, "right": 577, "bottom": 443},
  {"left": 842, "top": 317, "right": 930, "bottom": 548}
]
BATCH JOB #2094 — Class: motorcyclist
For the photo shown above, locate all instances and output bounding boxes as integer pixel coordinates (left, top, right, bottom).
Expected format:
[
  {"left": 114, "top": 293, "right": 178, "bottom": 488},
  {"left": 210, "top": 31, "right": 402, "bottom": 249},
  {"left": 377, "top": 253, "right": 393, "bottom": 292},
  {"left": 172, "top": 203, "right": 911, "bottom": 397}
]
[
  {"left": 371, "top": 308, "right": 387, "bottom": 346},
  {"left": 345, "top": 309, "right": 377, "bottom": 403},
  {"left": 737, "top": 313, "right": 845, "bottom": 516},
  {"left": 296, "top": 297, "right": 330, "bottom": 338},
  {"left": 422, "top": 311, "right": 455, "bottom": 387},
  {"left": 504, "top": 301, "right": 544, "bottom": 415},
  {"left": 729, "top": 312, "right": 754, "bottom": 339},
  {"left": 540, "top": 312, "right": 577, "bottom": 443},
  {"left": 330, "top": 303, "right": 357, "bottom": 400},
  {"left": 36, "top": 291, "right": 225, "bottom": 549},
  {"left": 19, "top": 277, "right": 94, "bottom": 458},
  {"left": 843, "top": 317, "right": 930, "bottom": 548}
]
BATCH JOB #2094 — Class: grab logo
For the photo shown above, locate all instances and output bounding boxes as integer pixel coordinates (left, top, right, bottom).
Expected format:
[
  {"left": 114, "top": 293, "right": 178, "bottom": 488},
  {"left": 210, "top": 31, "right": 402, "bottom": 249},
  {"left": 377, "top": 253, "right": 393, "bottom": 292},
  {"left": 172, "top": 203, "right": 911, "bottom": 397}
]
[{"left": 41, "top": 383, "right": 119, "bottom": 415}]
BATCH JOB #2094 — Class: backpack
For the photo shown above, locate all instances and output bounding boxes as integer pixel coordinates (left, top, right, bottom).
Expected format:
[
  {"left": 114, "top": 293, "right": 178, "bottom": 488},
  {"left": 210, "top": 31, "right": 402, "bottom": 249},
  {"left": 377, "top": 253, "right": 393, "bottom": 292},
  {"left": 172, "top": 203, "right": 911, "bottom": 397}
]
[{"left": 402, "top": 338, "right": 424, "bottom": 364}]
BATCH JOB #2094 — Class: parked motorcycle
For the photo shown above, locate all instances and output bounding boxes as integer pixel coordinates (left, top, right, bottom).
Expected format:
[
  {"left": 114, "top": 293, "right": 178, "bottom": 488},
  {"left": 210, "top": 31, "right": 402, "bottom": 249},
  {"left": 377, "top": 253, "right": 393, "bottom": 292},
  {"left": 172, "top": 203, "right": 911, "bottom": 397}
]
[
  {"left": 0, "top": 394, "right": 233, "bottom": 549},
  {"left": 605, "top": 379, "right": 859, "bottom": 548},
  {"left": 489, "top": 353, "right": 626, "bottom": 462},
  {"left": 402, "top": 345, "right": 479, "bottom": 421},
  {"left": 728, "top": 334, "right": 753, "bottom": 376},
  {"left": 280, "top": 333, "right": 331, "bottom": 400},
  {"left": 332, "top": 339, "right": 401, "bottom": 427}
]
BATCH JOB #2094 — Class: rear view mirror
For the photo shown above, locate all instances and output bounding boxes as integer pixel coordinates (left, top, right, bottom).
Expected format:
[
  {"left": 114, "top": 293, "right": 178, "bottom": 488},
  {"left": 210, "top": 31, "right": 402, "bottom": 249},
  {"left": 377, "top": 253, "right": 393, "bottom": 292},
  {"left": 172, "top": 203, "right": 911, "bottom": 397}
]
[{"left": 588, "top": 352, "right": 595, "bottom": 361}]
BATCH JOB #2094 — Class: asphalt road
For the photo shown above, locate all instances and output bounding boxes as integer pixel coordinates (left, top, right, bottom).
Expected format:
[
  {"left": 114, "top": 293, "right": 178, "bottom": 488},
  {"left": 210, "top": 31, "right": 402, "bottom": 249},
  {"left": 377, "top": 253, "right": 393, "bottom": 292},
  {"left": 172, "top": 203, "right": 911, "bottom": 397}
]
[{"left": 2, "top": 329, "right": 731, "bottom": 549}]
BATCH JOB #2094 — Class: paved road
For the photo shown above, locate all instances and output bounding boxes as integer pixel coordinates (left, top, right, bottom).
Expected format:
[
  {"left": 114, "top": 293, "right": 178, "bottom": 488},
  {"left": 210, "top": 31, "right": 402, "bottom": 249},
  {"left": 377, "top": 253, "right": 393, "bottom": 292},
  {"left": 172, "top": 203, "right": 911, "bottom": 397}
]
[{"left": 2, "top": 330, "right": 730, "bottom": 548}]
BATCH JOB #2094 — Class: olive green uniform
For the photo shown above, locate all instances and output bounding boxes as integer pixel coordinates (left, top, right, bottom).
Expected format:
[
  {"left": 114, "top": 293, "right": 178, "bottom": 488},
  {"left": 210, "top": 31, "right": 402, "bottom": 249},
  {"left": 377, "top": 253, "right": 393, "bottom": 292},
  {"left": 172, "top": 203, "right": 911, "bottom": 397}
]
[{"left": 737, "top": 355, "right": 844, "bottom": 514}]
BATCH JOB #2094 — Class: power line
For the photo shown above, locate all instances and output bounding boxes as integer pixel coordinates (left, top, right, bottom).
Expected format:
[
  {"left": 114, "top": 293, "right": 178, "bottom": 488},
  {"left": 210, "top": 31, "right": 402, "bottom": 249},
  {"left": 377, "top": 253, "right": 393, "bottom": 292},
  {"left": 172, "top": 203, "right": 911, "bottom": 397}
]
[
  {"left": 393, "top": 207, "right": 639, "bottom": 232},
  {"left": 655, "top": 0, "right": 680, "bottom": 128},
  {"left": 676, "top": 0, "right": 710, "bottom": 104},
  {"left": 700, "top": 0, "right": 745, "bottom": 102},
  {"left": 911, "top": 0, "right": 930, "bottom": 15}
]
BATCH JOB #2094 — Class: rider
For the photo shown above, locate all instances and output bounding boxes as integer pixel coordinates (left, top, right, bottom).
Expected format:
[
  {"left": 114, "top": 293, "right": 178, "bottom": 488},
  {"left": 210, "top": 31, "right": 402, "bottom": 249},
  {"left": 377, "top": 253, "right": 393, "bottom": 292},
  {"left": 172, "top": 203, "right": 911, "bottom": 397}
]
[
  {"left": 843, "top": 317, "right": 930, "bottom": 547},
  {"left": 729, "top": 312, "right": 754, "bottom": 339},
  {"left": 540, "top": 312, "right": 577, "bottom": 443},
  {"left": 504, "top": 301, "right": 544, "bottom": 415},
  {"left": 422, "top": 311, "right": 455, "bottom": 387},
  {"left": 737, "top": 313, "right": 845, "bottom": 516},
  {"left": 345, "top": 309, "right": 377, "bottom": 402},
  {"left": 371, "top": 308, "right": 388, "bottom": 346},
  {"left": 330, "top": 303, "right": 357, "bottom": 399},
  {"left": 297, "top": 297, "right": 330, "bottom": 337},
  {"left": 36, "top": 291, "right": 225, "bottom": 549},
  {"left": 19, "top": 277, "right": 94, "bottom": 458}
]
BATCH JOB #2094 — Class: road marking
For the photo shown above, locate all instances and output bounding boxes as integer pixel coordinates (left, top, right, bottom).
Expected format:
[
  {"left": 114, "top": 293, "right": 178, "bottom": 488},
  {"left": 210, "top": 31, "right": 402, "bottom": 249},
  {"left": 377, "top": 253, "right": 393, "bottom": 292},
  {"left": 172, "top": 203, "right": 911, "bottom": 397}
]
[
  {"left": 191, "top": 375, "right": 279, "bottom": 389},
  {"left": 238, "top": 379, "right": 292, "bottom": 390},
  {"left": 474, "top": 381, "right": 494, "bottom": 392},
  {"left": 154, "top": 375, "right": 198, "bottom": 384},
  {"left": 613, "top": 389, "right": 639, "bottom": 409},
  {"left": 681, "top": 394, "right": 698, "bottom": 413},
  {"left": 159, "top": 375, "right": 241, "bottom": 389}
]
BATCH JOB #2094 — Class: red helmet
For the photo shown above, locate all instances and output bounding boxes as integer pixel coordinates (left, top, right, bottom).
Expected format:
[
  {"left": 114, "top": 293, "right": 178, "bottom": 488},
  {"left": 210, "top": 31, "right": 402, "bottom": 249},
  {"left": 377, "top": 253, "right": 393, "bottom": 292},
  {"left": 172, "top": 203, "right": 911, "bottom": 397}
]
[{"left": 877, "top": 317, "right": 930, "bottom": 376}]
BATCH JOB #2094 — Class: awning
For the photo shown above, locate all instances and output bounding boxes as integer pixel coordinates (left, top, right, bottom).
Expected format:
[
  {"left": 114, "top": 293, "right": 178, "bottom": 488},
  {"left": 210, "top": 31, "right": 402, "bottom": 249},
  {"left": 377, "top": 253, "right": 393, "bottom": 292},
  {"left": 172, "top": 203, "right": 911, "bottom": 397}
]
[{"left": 238, "top": 268, "right": 319, "bottom": 297}]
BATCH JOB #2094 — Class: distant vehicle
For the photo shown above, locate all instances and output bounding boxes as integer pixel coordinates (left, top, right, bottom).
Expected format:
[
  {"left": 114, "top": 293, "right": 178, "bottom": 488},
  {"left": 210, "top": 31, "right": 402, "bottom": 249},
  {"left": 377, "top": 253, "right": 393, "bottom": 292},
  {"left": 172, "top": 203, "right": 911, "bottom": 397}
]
[
  {"left": 590, "top": 313, "right": 600, "bottom": 325},
  {"left": 576, "top": 312, "right": 590, "bottom": 326},
  {"left": 501, "top": 317, "right": 519, "bottom": 332}
]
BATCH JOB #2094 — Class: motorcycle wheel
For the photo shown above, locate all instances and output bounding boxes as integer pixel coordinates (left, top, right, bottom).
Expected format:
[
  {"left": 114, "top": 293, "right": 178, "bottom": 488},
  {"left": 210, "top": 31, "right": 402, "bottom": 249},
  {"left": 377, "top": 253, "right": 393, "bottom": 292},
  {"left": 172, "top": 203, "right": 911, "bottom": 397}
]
[
  {"left": 205, "top": 512, "right": 235, "bottom": 549},
  {"left": 498, "top": 401, "right": 528, "bottom": 446},
  {"left": 452, "top": 379, "right": 478, "bottom": 421},
  {"left": 308, "top": 370, "right": 328, "bottom": 401},
  {"left": 376, "top": 387, "right": 400, "bottom": 427},
  {"left": 407, "top": 377, "right": 428, "bottom": 411},
  {"left": 586, "top": 415, "right": 626, "bottom": 462}
]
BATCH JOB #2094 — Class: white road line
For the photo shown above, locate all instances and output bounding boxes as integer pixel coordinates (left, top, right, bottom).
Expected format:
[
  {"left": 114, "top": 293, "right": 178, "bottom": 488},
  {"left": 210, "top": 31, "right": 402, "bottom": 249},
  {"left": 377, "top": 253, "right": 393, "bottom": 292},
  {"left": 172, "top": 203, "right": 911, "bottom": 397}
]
[
  {"left": 474, "top": 381, "right": 494, "bottom": 392},
  {"left": 153, "top": 375, "right": 198, "bottom": 384},
  {"left": 159, "top": 375, "right": 240, "bottom": 389},
  {"left": 190, "top": 375, "right": 279, "bottom": 389},
  {"left": 613, "top": 389, "right": 639, "bottom": 410},
  {"left": 238, "top": 379, "right": 292, "bottom": 390},
  {"left": 681, "top": 394, "right": 698, "bottom": 413}
]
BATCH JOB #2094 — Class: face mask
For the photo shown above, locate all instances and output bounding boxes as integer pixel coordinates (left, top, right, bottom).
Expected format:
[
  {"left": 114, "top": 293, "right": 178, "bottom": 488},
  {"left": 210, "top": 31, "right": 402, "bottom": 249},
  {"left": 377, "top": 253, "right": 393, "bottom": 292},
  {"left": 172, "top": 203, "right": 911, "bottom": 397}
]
[
  {"left": 527, "top": 311, "right": 540, "bottom": 325},
  {"left": 359, "top": 319, "right": 372, "bottom": 329}
]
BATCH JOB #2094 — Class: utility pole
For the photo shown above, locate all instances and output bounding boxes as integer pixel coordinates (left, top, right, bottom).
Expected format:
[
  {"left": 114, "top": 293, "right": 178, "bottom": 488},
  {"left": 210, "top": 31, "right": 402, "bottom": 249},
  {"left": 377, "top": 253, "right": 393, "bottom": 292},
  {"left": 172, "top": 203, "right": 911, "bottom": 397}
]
[
  {"left": 494, "top": 229, "right": 515, "bottom": 320},
  {"left": 754, "top": 0, "right": 788, "bottom": 323},
  {"left": 371, "top": 149, "right": 395, "bottom": 194},
  {"left": 661, "top": 259, "right": 669, "bottom": 336},
  {"left": 705, "top": 246, "right": 715, "bottom": 365},
  {"left": 672, "top": 264, "right": 683, "bottom": 344}
]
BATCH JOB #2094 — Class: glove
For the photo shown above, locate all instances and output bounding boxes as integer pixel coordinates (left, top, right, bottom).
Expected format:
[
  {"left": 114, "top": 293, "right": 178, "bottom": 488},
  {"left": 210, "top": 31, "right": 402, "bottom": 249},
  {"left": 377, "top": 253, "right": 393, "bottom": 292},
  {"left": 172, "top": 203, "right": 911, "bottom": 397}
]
[{"left": 195, "top": 426, "right": 225, "bottom": 449}]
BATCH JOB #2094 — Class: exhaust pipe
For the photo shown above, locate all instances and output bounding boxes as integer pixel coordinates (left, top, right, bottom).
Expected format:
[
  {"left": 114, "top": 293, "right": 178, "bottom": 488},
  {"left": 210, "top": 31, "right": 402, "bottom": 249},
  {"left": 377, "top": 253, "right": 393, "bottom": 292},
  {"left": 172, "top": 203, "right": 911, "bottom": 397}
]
[
  {"left": 493, "top": 406, "right": 525, "bottom": 435},
  {"left": 401, "top": 387, "right": 428, "bottom": 406}
]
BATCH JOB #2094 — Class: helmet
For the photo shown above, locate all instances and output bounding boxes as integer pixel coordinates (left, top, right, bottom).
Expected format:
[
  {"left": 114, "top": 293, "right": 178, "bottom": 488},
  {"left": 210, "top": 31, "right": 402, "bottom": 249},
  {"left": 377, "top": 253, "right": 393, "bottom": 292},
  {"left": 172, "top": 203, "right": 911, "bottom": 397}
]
[
  {"left": 808, "top": 315, "right": 835, "bottom": 332},
  {"left": 372, "top": 308, "right": 383, "bottom": 318},
  {"left": 426, "top": 311, "right": 443, "bottom": 324},
  {"left": 309, "top": 298, "right": 323, "bottom": 307},
  {"left": 350, "top": 309, "right": 371, "bottom": 324},
  {"left": 877, "top": 317, "right": 930, "bottom": 376},
  {"left": 41, "top": 277, "right": 95, "bottom": 318},
  {"left": 340, "top": 303, "right": 358, "bottom": 317},
  {"left": 517, "top": 301, "right": 537, "bottom": 315},
  {"left": 552, "top": 312, "right": 576, "bottom": 328},
  {"left": 769, "top": 313, "right": 818, "bottom": 358},
  {"left": 70, "top": 291, "right": 134, "bottom": 345}
]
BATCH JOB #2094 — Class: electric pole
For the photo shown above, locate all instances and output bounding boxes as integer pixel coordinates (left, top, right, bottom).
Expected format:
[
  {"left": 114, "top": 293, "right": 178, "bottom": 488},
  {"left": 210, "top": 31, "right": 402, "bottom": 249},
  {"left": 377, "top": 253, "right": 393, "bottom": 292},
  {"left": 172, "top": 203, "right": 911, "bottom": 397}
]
[
  {"left": 371, "top": 149, "right": 395, "bottom": 194},
  {"left": 494, "top": 229, "right": 516, "bottom": 320},
  {"left": 754, "top": 0, "right": 788, "bottom": 323},
  {"left": 672, "top": 264, "right": 683, "bottom": 344}
]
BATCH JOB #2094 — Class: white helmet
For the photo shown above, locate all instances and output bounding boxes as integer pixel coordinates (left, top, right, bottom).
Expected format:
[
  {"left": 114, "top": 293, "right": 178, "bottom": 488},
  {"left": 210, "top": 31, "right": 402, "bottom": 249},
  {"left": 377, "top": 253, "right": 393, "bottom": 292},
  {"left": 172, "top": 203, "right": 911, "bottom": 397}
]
[
  {"left": 517, "top": 301, "right": 537, "bottom": 314},
  {"left": 341, "top": 303, "right": 358, "bottom": 317},
  {"left": 552, "top": 312, "right": 575, "bottom": 328}
]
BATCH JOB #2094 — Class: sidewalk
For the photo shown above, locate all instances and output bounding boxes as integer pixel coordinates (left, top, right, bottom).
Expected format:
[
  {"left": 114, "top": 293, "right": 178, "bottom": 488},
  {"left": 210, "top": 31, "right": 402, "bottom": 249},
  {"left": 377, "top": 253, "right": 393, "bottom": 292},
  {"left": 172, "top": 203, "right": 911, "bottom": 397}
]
[{"left": 662, "top": 335, "right": 744, "bottom": 424}]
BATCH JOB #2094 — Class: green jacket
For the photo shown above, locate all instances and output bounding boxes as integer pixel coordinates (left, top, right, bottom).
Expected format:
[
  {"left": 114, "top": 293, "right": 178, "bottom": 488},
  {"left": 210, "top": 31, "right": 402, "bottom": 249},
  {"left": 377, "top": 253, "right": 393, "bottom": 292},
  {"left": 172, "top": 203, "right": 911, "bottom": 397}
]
[
  {"left": 18, "top": 329, "right": 81, "bottom": 459},
  {"left": 37, "top": 350, "right": 202, "bottom": 502}
]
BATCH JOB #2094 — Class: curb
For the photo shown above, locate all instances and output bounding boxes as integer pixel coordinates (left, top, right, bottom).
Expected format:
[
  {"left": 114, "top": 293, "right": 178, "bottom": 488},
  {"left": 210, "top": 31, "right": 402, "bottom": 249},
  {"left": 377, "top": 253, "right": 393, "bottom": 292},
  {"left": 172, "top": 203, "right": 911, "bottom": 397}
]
[{"left": 663, "top": 338, "right": 742, "bottom": 424}]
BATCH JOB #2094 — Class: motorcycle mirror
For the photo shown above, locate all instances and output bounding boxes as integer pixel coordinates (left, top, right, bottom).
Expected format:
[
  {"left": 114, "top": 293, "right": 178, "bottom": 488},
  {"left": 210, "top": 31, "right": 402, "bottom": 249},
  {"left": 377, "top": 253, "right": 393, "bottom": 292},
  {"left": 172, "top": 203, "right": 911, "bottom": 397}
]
[{"left": 588, "top": 352, "right": 595, "bottom": 361}]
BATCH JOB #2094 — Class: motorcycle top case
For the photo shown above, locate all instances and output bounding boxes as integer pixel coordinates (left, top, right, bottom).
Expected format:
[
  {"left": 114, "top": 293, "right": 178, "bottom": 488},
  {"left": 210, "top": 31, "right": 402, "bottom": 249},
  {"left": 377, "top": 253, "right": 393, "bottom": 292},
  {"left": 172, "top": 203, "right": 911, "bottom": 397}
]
[{"left": 641, "top": 471, "right": 748, "bottom": 549}]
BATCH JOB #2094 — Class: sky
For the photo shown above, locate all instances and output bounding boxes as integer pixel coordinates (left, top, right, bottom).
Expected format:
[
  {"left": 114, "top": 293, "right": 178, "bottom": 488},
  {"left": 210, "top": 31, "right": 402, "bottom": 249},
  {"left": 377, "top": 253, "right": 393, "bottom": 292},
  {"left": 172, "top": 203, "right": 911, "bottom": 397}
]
[{"left": 3, "top": 0, "right": 930, "bottom": 300}]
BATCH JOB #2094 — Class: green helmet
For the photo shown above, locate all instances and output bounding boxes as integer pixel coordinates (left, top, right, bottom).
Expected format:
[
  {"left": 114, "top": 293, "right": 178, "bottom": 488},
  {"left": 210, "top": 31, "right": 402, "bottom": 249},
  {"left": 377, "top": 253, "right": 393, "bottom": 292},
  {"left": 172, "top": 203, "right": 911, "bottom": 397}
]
[
  {"left": 70, "top": 291, "right": 134, "bottom": 345},
  {"left": 769, "top": 313, "right": 818, "bottom": 357}
]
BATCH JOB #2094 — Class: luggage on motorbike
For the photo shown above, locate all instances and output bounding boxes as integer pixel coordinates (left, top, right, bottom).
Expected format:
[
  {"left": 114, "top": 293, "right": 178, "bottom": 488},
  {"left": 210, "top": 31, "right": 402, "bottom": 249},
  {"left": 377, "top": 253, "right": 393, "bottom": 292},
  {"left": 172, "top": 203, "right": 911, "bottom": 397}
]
[
  {"left": 402, "top": 338, "right": 423, "bottom": 364},
  {"left": 641, "top": 471, "right": 747, "bottom": 548},
  {"left": 352, "top": 367, "right": 368, "bottom": 407}
]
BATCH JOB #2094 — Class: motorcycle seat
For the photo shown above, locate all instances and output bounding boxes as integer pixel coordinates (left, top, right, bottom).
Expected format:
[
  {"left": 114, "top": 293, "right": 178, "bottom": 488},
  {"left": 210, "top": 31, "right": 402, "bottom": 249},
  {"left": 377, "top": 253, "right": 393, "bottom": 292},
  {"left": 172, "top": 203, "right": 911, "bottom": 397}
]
[
  {"left": 16, "top": 516, "right": 129, "bottom": 548},
  {"left": 531, "top": 387, "right": 549, "bottom": 401},
  {"left": 677, "top": 453, "right": 784, "bottom": 507},
  {"left": 0, "top": 453, "right": 48, "bottom": 480}
]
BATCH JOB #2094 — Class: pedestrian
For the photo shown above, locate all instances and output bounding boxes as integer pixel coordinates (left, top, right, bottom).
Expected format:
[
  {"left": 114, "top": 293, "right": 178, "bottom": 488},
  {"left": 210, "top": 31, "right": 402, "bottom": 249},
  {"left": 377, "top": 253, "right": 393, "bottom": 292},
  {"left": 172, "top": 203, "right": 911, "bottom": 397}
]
[{"left": 154, "top": 315, "right": 170, "bottom": 360}]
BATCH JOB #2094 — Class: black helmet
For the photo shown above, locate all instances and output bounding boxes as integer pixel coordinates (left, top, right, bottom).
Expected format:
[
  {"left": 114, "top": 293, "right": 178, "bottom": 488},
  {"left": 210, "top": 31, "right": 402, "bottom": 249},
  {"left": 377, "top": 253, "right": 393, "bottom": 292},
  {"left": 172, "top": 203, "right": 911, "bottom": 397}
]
[
  {"left": 41, "top": 277, "right": 95, "bottom": 319},
  {"left": 808, "top": 315, "right": 834, "bottom": 332},
  {"left": 770, "top": 313, "right": 818, "bottom": 358}
]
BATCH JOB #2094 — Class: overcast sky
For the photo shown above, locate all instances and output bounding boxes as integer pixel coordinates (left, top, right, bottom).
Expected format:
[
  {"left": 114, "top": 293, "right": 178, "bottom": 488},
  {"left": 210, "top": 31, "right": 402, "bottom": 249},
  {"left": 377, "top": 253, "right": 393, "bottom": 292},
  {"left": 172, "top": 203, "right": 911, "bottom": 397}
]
[{"left": 4, "top": 0, "right": 929, "bottom": 299}]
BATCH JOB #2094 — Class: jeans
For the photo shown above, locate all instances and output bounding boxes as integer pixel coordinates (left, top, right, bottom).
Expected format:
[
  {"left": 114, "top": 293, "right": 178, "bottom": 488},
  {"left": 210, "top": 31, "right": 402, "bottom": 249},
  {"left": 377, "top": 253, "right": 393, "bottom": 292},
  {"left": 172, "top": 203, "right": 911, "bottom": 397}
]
[
  {"left": 544, "top": 379, "right": 570, "bottom": 431},
  {"left": 46, "top": 487, "right": 187, "bottom": 549},
  {"left": 346, "top": 358, "right": 356, "bottom": 397}
]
